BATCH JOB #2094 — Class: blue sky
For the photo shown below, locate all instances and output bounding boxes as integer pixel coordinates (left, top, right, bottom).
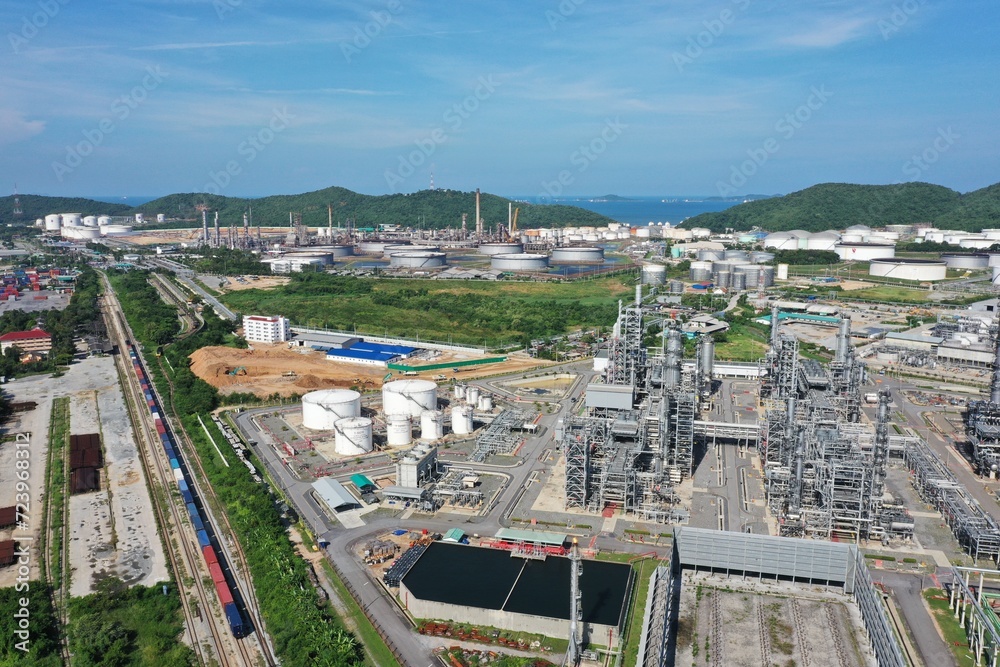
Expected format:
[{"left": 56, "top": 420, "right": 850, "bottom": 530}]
[{"left": 1, "top": 0, "right": 997, "bottom": 199}]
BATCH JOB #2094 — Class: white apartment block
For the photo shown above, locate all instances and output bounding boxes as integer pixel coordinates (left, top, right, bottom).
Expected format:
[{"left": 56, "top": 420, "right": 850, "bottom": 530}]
[{"left": 242, "top": 315, "right": 291, "bottom": 343}]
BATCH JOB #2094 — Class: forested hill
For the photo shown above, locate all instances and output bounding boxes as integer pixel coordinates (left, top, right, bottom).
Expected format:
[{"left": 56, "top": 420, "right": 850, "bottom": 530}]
[
  {"left": 0, "top": 187, "right": 615, "bottom": 229},
  {"left": 680, "top": 182, "right": 1000, "bottom": 233}
]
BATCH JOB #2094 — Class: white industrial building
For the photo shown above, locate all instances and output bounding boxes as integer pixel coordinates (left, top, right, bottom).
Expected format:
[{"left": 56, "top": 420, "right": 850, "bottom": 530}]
[{"left": 242, "top": 315, "right": 291, "bottom": 343}]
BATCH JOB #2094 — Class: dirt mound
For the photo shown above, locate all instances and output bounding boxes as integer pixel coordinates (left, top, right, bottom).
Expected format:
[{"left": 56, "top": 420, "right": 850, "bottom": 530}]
[{"left": 294, "top": 374, "right": 328, "bottom": 389}]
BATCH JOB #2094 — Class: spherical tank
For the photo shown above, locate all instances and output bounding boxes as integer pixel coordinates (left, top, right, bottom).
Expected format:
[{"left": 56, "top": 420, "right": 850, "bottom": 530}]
[
  {"left": 382, "top": 379, "right": 437, "bottom": 418},
  {"left": 385, "top": 415, "right": 412, "bottom": 447},
  {"left": 868, "top": 258, "right": 946, "bottom": 281},
  {"left": 465, "top": 385, "right": 480, "bottom": 406},
  {"left": 478, "top": 242, "right": 523, "bottom": 255},
  {"left": 490, "top": 253, "right": 549, "bottom": 271},
  {"left": 419, "top": 410, "right": 444, "bottom": 441},
  {"left": 302, "top": 389, "right": 361, "bottom": 430},
  {"left": 477, "top": 395, "right": 493, "bottom": 411},
  {"left": 941, "top": 253, "right": 989, "bottom": 270},
  {"left": 550, "top": 247, "right": 604, "bottom": 264},
  {"left": 641, "top": 264, "right": 667, "bottom": 285},
  {"left": 334, "top": 417, "right": 373, "bottom": 456},
  {"left": 451, "top": 405, "right": 474, "bottom": 435},
  {"left": 389, "top": 252, "right": 447, "bottom": 268}
]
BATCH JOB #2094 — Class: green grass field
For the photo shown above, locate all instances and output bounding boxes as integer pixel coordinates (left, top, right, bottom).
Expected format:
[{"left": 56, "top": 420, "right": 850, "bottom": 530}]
[
  {"left": 221, "top": 274, "right": 632, "bottom": 347},
  {"left": 923, "top": 588, "right": 976, "bottom": 667}
]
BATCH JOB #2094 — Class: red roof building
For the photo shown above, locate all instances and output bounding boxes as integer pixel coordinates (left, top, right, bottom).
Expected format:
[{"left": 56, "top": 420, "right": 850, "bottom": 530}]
[{"left": 0, "top": 328, "right": 52, "bottom": 355}]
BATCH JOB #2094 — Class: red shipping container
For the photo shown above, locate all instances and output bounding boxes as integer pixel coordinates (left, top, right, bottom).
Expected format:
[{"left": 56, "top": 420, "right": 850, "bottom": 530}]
[
  {"left": 215, "top": 580, "right": 234, "bottom": 607},
  {"left": 209, "top": 562, "right": 226, "bottom": 584},
  {"left": 203, "top": 545, "right": 218, "bottom": 567}
]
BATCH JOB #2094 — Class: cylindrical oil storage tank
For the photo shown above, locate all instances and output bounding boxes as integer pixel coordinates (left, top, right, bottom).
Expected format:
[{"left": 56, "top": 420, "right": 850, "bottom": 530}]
[
  {"left": 383, "top": 244, "right": 439, "bottom": 256},
  {"left": 776, "top": 263, "right": 789, "bottom": 280},
  {"left": 697, "top": 249, "right": 724, "bottom": 262},
  {"left": 668, "top": 280, "right": 685, "bottom": 294},
  {"left": 869, "top": 258, "right": 947, "bottom": 281},
  {"left": 988, "top": 254, "right": 1000, "bottom": 268},
  {"left": 886, "top": 224, "right": 913, "bottom": 235},
  {"left": 550, "top": 247, "right": 604, "bottom": 264},
  {"left": 834, "top": 243, "right": 896, "bottom": 261},
  {"left": 452, "top": 405, "right": 474, "bottom": 435},
  {"left": 334, "top": 417, "right": 373, "bottom": 455},
  {"left": 583, "top": 233, "right": 601, "bottom": 243},
  {"left": 286, "top": 251, "right": 333, "bottom": 266},
  {"left": 749, "top": 251, "right": 774, "bottom": 264},
  {"left": 382, "top": 379, "right": 437, "bottom": 418},
  {"left": 44, "top": 215, "right": 61, "bottom": 231},
  {"left": 419, "top": 410, "right": 444, "bottom": 441},
  {"left": 302, "top": 389, "right": 361, "bottom": 430},
  {"left": 490, "top": 253, "right": 549, "bottom": 271},
  {"left": 385, "top": 415, "right": 412, "bottom": 447},
  {"left": 641, "top": 264, "right": 667, "bottom": 285},
  {"left": 64, "top": 227, "right": 102, "bottom": 240},
  {"left": 477, "top": 394, "right": 493, "bottom": 411},
  {"left": 700, "top": 337, "right": 715, "bottom": 377},
  {"left": 958, "top": 238, "right": 995, "bottom": 250},
  {"left": 714, "top": 271, "right": 730, "bottom": 288},
  {"left": 634, "top": 227, "right": 651, "bottom": 239},
  {"left": 357, "top": 241, "right": 392, "bottom": 254},
  {"left": 763, "top": 232, "right": 797, "bottom": 250},
  {"left": 389, "top": 252, "right": 447, "bottom": 268},
  {"left": 731, "top": 272, "right": 746, "bottom": 291},
  {"left": 839, "top": 233, "right": 864, "bottom": 243},
  {"left": 941, "top": 253, "right": 989, "bottom": 270},
  {"left": 101, "top": 224, "right": 134, "bottom": 236},
  {"left": 478, "top": 242, "right": 523, "bottom": 256},
  {"left": 690, "top": 260, "right": 712, "bottom": 281},
  {"left": 97, "top": 215, "right": 112, "bottom": 226},
  {"left": 82, "top": 215, "right": 98, "bottom": 227},
  {"left": 465, "top": 385, "right": 480, "bottom": 406},
  {"left": 736, "top": 264, "right": 774, "bottom": 288},
  {"left": 156, "top": 214, "right": 166, "bottom": 223},
  {"left": 453, "top": 384, "right": 466, "bottom": 401},
  {"left": 60, "top": 213, "right": 82, "bottom": 226},
  {"left": 806, "top": 231, "right": 840, "bottom": 250},
  {"left": 321, "top": 245, "right": 354, "bottom": 258},
  {"left": 992, "top": 266, "right": 1000, "bottom": 286},
  {"left": 723, "top": 250, "right": 748, "bottom": 261}
]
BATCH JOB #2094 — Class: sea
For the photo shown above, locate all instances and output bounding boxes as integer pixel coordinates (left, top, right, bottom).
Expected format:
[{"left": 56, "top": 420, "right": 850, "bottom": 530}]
[{"left": 89, "top": 194, "right": 743, "bottom": 227}]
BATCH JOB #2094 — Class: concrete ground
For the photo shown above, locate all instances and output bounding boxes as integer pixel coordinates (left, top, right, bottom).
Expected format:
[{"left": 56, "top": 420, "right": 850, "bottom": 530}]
[
  {"left": 675, "top": 570, "right": 875, "bottom": 667},
  {"left": 0, "top": 290, "right": 71, "bottom": 315}
]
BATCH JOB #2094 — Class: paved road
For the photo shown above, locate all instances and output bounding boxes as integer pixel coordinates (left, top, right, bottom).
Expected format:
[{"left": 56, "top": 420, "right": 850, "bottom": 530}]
[
  {"left": 875, "top": 570, "right": 957, "bottom": 667},
  {"left": 175, "top": 273, "right": 239, "bottom": 321}
]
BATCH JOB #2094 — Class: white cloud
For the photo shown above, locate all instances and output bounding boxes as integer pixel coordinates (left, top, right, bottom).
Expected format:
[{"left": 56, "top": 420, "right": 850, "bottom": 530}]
[
  {"left": 779, "top": 17, "right": 870, "bottom": 48},
  {"left": 0, "top": 109, "right": 45, "bottom": 145}
]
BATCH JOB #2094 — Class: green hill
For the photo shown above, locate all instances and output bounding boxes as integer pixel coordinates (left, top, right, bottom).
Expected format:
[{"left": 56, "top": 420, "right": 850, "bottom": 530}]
[
  {"left": 680, "top": 182, "right": 1000, "bottom": 233},
  {"left": 0, "top": 195, "right": 131, "bottom": 222},
  {"left": 0, "top": 187, "right": 614, "bottom": 230}
]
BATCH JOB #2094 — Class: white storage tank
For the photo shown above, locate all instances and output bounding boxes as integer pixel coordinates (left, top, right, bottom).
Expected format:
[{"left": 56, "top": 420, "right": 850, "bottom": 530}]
[
  {"left": 97, "top": 215, "right": 112, "bottom": 226},
  {"left": 382, "top": 379, "right": 437, "bottom": 418},
  {"left": 334, "top": 417, "right": 373, "bottom": 455},
  {"left": 634, "top": 227, "right": 651, "bottom": 239},
  {"left": 44, "top": 215, "right": 61, "bottom": 231},
  {"left": 384, "top": 244, "right": 439, "bottom": 256},
  {"left": 453, "top": 384, "right": 466, "bottom": 401},
  {"left": 776, "top": 263, "right": 789, "bottom": 280},
  {"left": 134, "top": 213, "right": 145, "bottom": 223},
  {"left": 941, "top": 253, "right": 990, "bottom": 270},
  {"left": 477, "top": 395, "right": 493, "bottom": 411},
  {"left": 156, "top": 213, "right": 166, "bottom": 223},
  {"left": 358, "top": 241, "right": 392, "bottom": 254},
  {"left": 302, "top": 389, "right": 361, "bottom": 430},
  {"left": 451, "top": 405, "right": 474, "bottom": 435},
  {"left": 550, "top": 247, "right": 605, "bottom": 264},
  {"left": 992, "top": 266, "right": 1000, "bottom": 286},
  {"left": 389, "top": 252, "right": 447, "bottom": 268},
  {"left": 834, "top": 243, "right": 896, "bottom": 261},
  {"left": 101, "top": 224, "right": 134, "bottom": 236},
  {"left": 385, "top": 415, "right": 412, "bottom": 447},
  {"left": 641, "top": 264, "right": 667, "bottom": 285},
  {"left": 83, "top": 215, "right": 98, "bottom": 227},
  {"left": 689, "top": 260, "right": 713, "bottom": 282},
  {"left": 868, "top": 258, "right": 947, "bottom": 281},
  {"left": 478, "top": 242, "right": 523, "bottom": 255},
  {"left": 60, "top": 213, "right": 82, "bottom": 226},
  {"left": 420, "top": 410, "right": 444, "bottom": 441},
  {"left": 465, "top": 385, "right": 480, "bottom": 406},
  {"left": 490, "top": 253, "right": 549, "bottom": 271}
]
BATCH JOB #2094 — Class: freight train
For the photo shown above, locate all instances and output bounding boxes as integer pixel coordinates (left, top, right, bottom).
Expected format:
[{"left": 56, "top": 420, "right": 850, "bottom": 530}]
[{"left": 127, "top": 342, "right": 245, "bottom": 637}]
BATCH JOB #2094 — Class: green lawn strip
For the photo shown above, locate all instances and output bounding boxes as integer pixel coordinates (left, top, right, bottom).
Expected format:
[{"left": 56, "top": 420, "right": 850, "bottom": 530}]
[
  {"left": 923, "top": 588, "right": 976, "bottom": 667},
  {"left": 318, "top": 559, "right": 402, "bottom": 667}
]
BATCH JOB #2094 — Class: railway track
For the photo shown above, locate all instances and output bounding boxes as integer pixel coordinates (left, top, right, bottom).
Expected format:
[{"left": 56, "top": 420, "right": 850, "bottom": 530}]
[
  {"left": 41, "top": 396, "right": 71, "bottom": 664},
  {"left": 102, "top": 282, "right": 250, "bottom": 667}
]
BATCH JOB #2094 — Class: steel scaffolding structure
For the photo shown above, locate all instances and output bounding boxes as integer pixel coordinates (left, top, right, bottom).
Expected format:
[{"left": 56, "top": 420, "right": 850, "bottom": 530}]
[
  {"left": 963, "top": 316, "right": 1000, "bottom": 476},
  {"left": 469, "top": 409, "right": 536, "bottom": 462}
]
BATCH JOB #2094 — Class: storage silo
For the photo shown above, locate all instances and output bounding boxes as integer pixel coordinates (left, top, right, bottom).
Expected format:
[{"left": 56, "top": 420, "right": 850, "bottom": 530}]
[
  {"left": 714, "top": 271, "right": 730, "bottom": 288},
  {"left": 453, "top": 384, "right": 466, "bottom": 401},
  {"left": 302, "top": 389, "right": 362, "bottom": 430},
  {"left": 477, "top": 395, "right": 493, "bottom": 411},
  {"left": 750, "top": 251, "right": 775, "bottom": 263},
  {"left": 382, "top": 379, "right": 437, "bottom": 418},
  {"left": 451, "top": 405, "right": 474, "bottom": 435},
  {"left": 689, "top": 261, "right": 713, "bottom": 281},
  {"left": 668, "top": 280, "right": 685, "bottom": 294},
  {"left": 697, "top": 249, "right": 725, "bottom": 262},
  {"left": 724, "top": 250, "right": 748, "bottom": 261},
  {"left": 334, "top": 417, "right": 373, "bottom": 455},
  {"left": 731, "top": 272, "right": 746, "bottom": 291},
  {"left": 700, "top": 337, "right": 715, "bottom": 378},
  {"left": 776, "top": 263, "right": 789, "bottom": 280},
  {"left": 465, "top": 386, "right": 480, "bottom": 406},
  {"left": 386, "top": 416, "right": 412, "bottom": 447},
  {"left": 419, "top": 410, "right": 444, "bottom": 441},
  {"left": 641, "top": 264, "right": 667, "bottom": 285}
]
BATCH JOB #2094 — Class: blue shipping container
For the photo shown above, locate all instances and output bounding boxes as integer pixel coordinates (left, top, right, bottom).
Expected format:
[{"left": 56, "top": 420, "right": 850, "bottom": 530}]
[
  {"left": 224, "top": 603, "right": 243, "bottom": 636},
  {"left": 196, "top": 530, "right": 210, "bottom": 548},
  {"left": 178, "top": 479, "right": 188, "bottom": 492},
  {"left": 181, "top": 489, "right": 193, "bottom": 505},
  {"left": 170, "top": 458, "right": 180, "bottom": 469}
]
